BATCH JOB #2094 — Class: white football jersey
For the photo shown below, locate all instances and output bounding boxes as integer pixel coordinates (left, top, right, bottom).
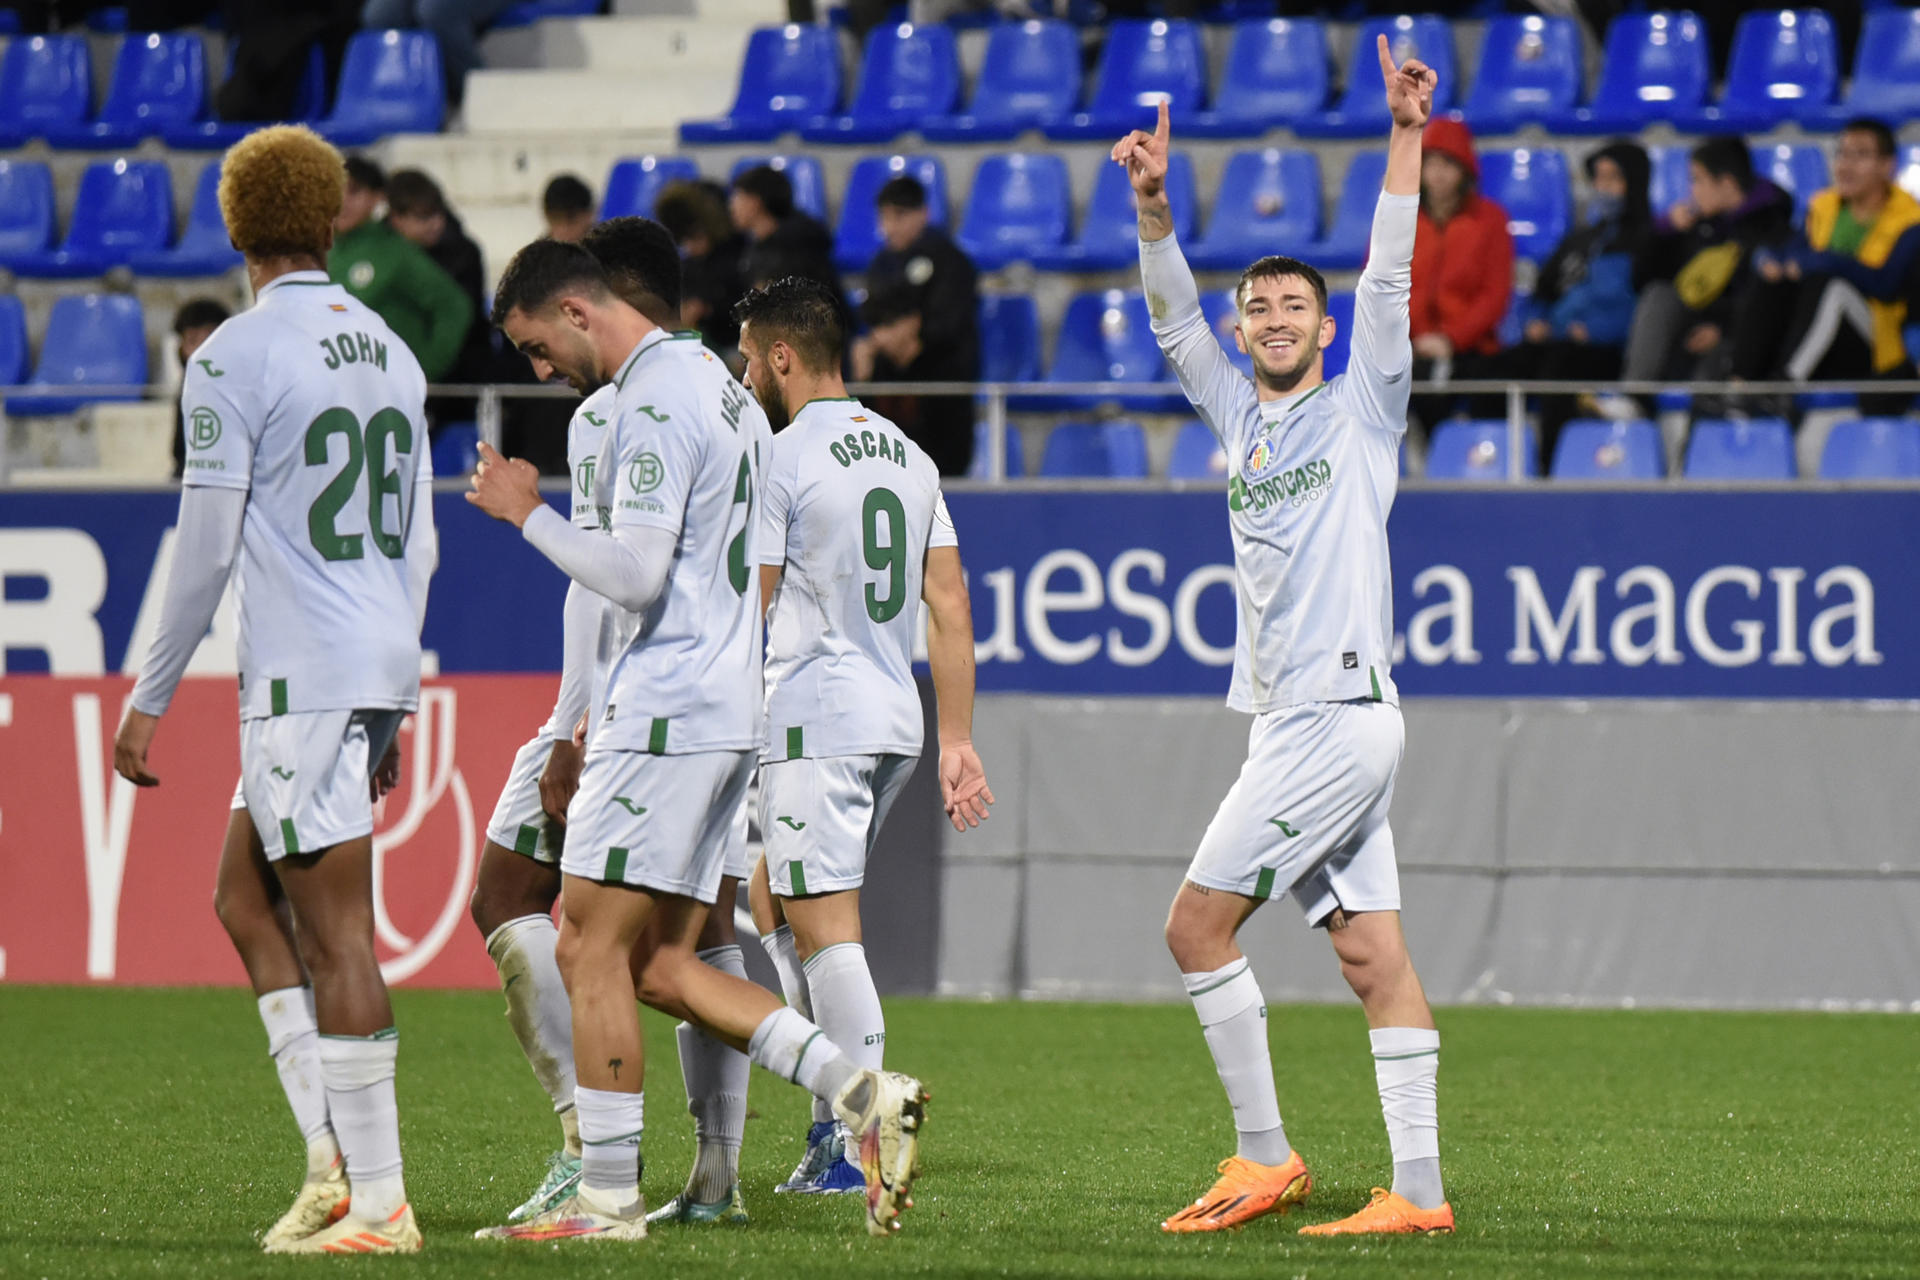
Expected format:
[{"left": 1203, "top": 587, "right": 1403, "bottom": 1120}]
[
  {"left": 538, "top": 384, "right": 615, "bottom": 741},
  {"left": 1141, "top": 192, "right": 1418, "bottom": 713},
  {"left": 757, "top": 398, "right": 957, "bottom": 762},
  {"left": 179, "top": 270, "right": 432, "bottom": 720},
  {"left": 589, "top": 330, "right": 772, "bottom": 755}
]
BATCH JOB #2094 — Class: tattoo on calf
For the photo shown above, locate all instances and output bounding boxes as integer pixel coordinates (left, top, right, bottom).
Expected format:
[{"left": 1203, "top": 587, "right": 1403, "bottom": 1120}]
[{"left": 609, "top": 1057, "right": 623, "bottom": 1080}]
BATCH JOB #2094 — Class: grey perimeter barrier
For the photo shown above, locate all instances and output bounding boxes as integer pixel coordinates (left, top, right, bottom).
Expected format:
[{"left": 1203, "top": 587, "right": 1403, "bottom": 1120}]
[{"left": 936, "top": 695, "right": 1920, "bottom": 1011}]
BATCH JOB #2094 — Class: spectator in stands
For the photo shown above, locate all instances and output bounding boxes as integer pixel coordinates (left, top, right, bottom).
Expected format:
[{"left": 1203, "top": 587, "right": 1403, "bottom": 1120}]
[
  {"left": 731, "top": 165, "right": 842, "bottom": 299},
  {"left": 386, "top": 168, "right": 495, "bottom": 434},
  {"left": 359, "top": 0, "right": 512, "bottom": 112},
  {"left": 1726, "top": 118, "right": 1920, "bottom": 413},
  {"left": 214, "top": 0, "right": 357, "bottom": 125},
  {"left": 1621, "top": 136, "right": 1795, "bottom": 399},
  {"left": 657, "top": 179, "right": 746, "bottom": 352},
  {"left": 329, "top": 156, "right": 474, "bottom": 386},
  {"left": 542, "top": 174, "right": 595, "bottom": 243},
  {"left": 169, "top": 298, "right": 232, "bottom": 478},
  {"left": 848, "top": 175, "right": 979, "bottom": 477},
  {"left": 1409, "top": 116, "right": 1514, "bottom": 426}
]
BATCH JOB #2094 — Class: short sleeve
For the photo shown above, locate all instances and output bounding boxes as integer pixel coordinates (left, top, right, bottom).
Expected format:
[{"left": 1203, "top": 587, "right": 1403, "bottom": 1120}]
[
  {"left": 609, "top": 398, "right": 703, "bottom": 537},
  {"left": 177, "top": 341, "right": 259, "bottom": 491},
  {"left": 755, "top": 434, "right": 795, "bottom": 568},
  {"left": 927, "top": 489, "right": 958, "bottom": 550}
]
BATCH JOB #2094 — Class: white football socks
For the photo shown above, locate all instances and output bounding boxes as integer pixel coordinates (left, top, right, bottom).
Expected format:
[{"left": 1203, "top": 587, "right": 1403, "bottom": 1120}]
[
  {"left": 1371, "top": 1026, "right": 1444, "bottom": 1209},
  {"left": 759, "top": 925, "right": 830, "bottom": 1124},
  {"left": 485, "top": 913, "right": 580, "bottom": 1158},
  {"left": 256, "top": 987, "right": 340, "bottom": 1179},
  {"left": 1184, "top": 961, "right": 1292, "bottom": 1168},
  {"left": 679, "top": 944, "right": 750, "bottom": 1203},
  {"left": 317, "top": 1030, "right": 406, "bottom": 1222},
  {"left": 747, "top": 1006, "right": 859, "bottom": 1105},
  {"left": 574, "top": 1086, "right": 644, "bottom": 1216},
  {"left": 803, "top": 942, "right": 884, "bottom": 1153}
]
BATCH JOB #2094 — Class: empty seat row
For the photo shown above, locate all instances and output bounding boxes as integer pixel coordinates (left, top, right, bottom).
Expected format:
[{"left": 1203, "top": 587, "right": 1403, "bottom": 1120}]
[
  {"left": 682, "top": 10, "right": 1920, "bottom": 147},
  {"left": 0, "top": 29, "right": 442, "bottom": 150},
  {"left": 0, "top": 292, "right": 148, "bottom": 416},
  {"left": 0, "top": 158, "right": 239, "bottom": 277}
]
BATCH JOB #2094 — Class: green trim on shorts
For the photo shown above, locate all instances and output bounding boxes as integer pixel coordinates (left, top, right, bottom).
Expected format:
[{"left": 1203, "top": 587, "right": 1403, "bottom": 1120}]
[
  {"left": 789, "top": 860, "right": 808, "bottom": 896},
  {"left": 648, "top": 718, "right": 669, "bottom": 755},
  {"left": 270, "top": 678, "right": 289, "bottom": 716},
  {"left": 1369, "top": 666, "right": 1383, "bottom": 702},
  {"left": 606, "top": 846, "right": 630, "bottom": 881},
  {"left": 1253, "top": 866, "right": 1277, "bottom": 900},
  {"left": 514, "top": 824, "right": 541, "bottom": 857},
  {"left": 280, "top": 818, "right": 299, "bottom": 855},
  {"left": 786, "top": 725, "right": 804, "bottom": 760}
]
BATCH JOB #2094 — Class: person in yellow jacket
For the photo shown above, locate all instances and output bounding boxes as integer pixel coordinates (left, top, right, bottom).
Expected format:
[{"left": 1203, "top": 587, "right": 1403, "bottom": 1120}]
[{"left": 1729, "top": 118, "right": 1920, "bottom": 411}]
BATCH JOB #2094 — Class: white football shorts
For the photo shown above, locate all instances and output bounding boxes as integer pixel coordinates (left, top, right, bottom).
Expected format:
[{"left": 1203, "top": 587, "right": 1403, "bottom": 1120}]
[
  {"left": 485, "top": 727, "right": 565, "bottom": 865},
  {"left": 240, "top": 709, "right": 405, "bottom": 862},
  {"left": 761, "top": 753, "right": 918, "bottom": 898},
  {"left": 560, "top": 747, "right": 754, "bottom": 902}
]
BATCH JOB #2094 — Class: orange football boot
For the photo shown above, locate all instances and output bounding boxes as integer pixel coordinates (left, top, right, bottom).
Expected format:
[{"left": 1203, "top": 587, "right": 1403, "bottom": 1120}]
[
  {"left": 1299, "top": 1187, "right": 1454, "bottom": 1236},
  {"left": 1161, "top": 1152, "right": 1312, "bottom": 1233}
]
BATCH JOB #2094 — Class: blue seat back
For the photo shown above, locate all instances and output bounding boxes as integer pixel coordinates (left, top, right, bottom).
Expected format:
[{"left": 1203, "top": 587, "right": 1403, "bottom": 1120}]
[
  {"left": 1750, "top": 143, "right": 1827, "bottom": 220},
  {"left": 1076, "top": 152, "right": 1197, "bottom": 255},
  {"left": 1818, "top": 417, "right": 1920, "bottom": 479},
  {"left": 1648, "top": 144, "right": 1692, "bottom": 215},
  {"left": 724, "top": 24, "right": 842, "bottom": 128},
  {"left": 1719, "top": 9, "right": 1838, "bottom": 115},
  {"left": 730, "top": 155, "right": 826, "bottom": 220},
  {"left": 1590, "top": 12, "right": 1710, "bottom": 118},
  {"left": 328, "top": 30, "right": 444, "bottom": 134},
  {"left": 1320, "top": 152, "right": 1387, "bottom": 256},
  {"left": 968, "top": 422, "right": 1025, "bottom": 478},
  {"left": 1684, "top": 418, "right": 1794, "bottom": 479},
  {"left": 959, "top": 153, "right": 1071, "bottom": 260},
  {"left": 1465, "top": 15, "right": 1582, "bottom": 120},
  {"left": 1040, "top": 419, "right": 1149, "bottom": 478},
  {"left": 0, "top": 294, "right": 26, "bottom": 384},
  {"left": 1333, "top": 16, "right": 1455, "bottom": 124},
  {"left": 1168, "top": 419, "right": 1228, "bottom": 478},
  {"left": 0, "top": 159, "right": 55, "bottom": 255},
  {"left": 1479, "top": 146, "right": 1571, "bottom": 263},
  {"left": 1209, "top": 148, "right": 1320, "bottom": 249},
  {"left": 1211, "top": 19, "right": 1329, "bottom": 125},
  {"left": 1552, "top": 418, "right": 1665, "bottom": 479},
  {"left": 835, "top": 154, "right": 948, "bottom": 267},
  {"left": 175, "top": 161, "right": 239, "bottom": 259},
  {"left": 32, "top": 294, "right": 147, "bottom": 389},
  {"left": 978, "top": 294, "right": 1041, "bottom": 383},
  {"left": 432, "top": 423, "right": 480, "bottom": 478},
  {"left": 601, "top": 156, "right": 700, "bottom": 220},
  {"left": 1083, "top": 19, "right": 1208, "bottom": 122},
  {"left": 1846, "top": 8, "right": 1920, "bottom": 117},
  {"left": 68, "top": 159, "right": 173, "bottom": 255},
  {"left": 963, "top": 18, "right": 1079, "bottom": 129},
  {"left": 844, "top": 22, "right": 959, "bottom": 125},
  {"left": 1322, "top": 292, "right": 1356, "bottom": 379},
  {"left": 100, "top": 31, "right": 207, "bottom": 131},
  {"left": 1050, "top": 290, "right": 1165, "bottom": 386},
  {"left": 0, "top": 34, "right": 92, "bottom": 132},
  {"left": 1200, "top": 289, "right": 1255, "bottom": 378},
  {"left": 1427, "top": 419, "right": 1539, "bottom": 480}
]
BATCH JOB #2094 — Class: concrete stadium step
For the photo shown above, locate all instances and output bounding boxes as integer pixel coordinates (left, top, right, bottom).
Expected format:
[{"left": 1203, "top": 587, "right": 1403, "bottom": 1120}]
[
  {"left": 462, "top": 68, "right": 735, "bottom": 135},
  {"left": 480, "top": 15, "right": 763, "bottom": 75}
]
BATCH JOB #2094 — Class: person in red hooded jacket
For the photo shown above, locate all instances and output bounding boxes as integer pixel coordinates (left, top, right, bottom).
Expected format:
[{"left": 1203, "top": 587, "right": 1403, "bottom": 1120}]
[{"left": 1408, "top": 117, "right": 1514, "bottom": 428}]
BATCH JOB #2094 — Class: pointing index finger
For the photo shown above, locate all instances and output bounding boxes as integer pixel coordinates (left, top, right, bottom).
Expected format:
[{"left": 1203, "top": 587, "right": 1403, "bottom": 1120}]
[
  {"left": 1376, "top": 31, "right": 1396, "bottom": 80},
  {"left": 1154, "top": 96, "right": 1169, "bottom": 144}
]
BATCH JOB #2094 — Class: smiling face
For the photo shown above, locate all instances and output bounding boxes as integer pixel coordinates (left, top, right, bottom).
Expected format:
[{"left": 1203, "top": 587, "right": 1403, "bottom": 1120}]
[
  {"left": 1235, "top": 272, "right": 1334, "bottom": 392},
  {"left": 502, "top": 299, "right": 603, "bottom": 395}
]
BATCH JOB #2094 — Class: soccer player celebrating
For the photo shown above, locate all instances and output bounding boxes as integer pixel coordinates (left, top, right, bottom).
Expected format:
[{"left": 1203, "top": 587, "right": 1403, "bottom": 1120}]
[
  {"left": 1115, "top": 39, "right": 1455, "bottom": 1237},
  {"left": 115, "top": 124, "right": 437, "bottom": 1254},
  {"left": 468, "top": 240, "right": 929, "bottom": 1240},
  {"left": 467, "top": 217, "right": 760, "bottom": 1228},
  {"left": 731, "top": 278, "right": 991, "bottom": 1195}
]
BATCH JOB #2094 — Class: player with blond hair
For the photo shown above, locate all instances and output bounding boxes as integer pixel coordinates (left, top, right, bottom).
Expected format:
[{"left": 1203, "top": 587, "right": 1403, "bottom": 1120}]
[{"left": 117, "top": 124, "right": 436, "bottom": 1255}]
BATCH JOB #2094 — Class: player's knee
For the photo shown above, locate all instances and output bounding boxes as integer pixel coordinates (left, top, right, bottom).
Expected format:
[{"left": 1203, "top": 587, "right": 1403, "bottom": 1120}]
[{"left": 1163, "top": 899, "right": 1205, "bottom": 969}]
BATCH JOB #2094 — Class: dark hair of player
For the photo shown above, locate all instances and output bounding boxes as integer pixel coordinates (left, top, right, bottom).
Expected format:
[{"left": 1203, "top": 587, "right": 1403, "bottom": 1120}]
[
  {"left": 343, "top": 155, "right": 386, "bottom": 193},
  {"left": 384, "top": 169, "right": 446, "bottom": 218},
  {"left": 733, "top": 165, "right": 794, "bottom": 219},
  {"left": 542, "top": 173, "right": 593, "bottom": 217},
  {"left": 876, "top": 175, "right": 927, "bottom": 211},
  {"left": 1690, "top": 136, "right": 1754, "bottom": 191},
  {"left": 490, "top": 238, "right": 613, "bottom": 327},
  {"left": 1841, "top": 118, "right": 1897, "bottom": 160},
  {"left": 580, "top": 216, "right": 684, "bottom": 326},
  {"left": 1236, "top": 254, "right": 1329, "bottom": 318},
  {"left": 733, "top": 275, "right": 847, "bottom": 372}
]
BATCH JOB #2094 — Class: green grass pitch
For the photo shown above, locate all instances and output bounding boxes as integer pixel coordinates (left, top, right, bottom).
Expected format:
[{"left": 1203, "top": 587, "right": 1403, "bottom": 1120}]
[{"left": 2, "top": 988, "right": 1915, "bottom": 1278}]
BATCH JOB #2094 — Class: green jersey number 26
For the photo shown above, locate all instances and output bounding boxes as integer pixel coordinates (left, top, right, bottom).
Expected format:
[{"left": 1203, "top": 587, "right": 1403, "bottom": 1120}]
[{"left": 305, "top": 407, "right": 415, "bottom": 562}]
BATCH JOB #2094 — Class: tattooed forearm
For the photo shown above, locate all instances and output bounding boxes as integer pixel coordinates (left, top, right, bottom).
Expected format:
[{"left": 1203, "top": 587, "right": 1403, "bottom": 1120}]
[{"left": 1138, "top": 196, "right": 1173, "bottom": 240}]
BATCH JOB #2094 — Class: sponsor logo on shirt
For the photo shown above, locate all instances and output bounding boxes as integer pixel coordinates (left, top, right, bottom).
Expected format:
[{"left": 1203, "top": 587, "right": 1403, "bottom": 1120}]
[
  {"left": 628, "top": 453, "right": 663, "bottom": 494},
  {"left": 189, "top": 407, "right": 221, "bottom": 450},
  {"left": 1229, "top": 455, "right": 1335, "bottom": 514},
  {"left": 576, "top": 457, "right": 596, "bottom": 497}
]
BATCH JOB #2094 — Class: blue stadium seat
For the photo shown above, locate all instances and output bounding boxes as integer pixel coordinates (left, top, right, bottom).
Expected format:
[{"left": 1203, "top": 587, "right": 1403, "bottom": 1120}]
[
  {"left": 802, "top": 22, "right": 959, "bottom": 143},
  {"left": 1479, "top": 147, "right": 1571, "bottom": 263},
  {"left": 1040, "top": 420, "right": 1150, "bottom": 478},
  {"left": 0, "top": 160, "right": 56, "bottom": 266},
  {"left": 1296, "top": 15, "right": 1454, "bottom": 139},
  {"left": 1684, "top": 418, "right": 1794, "bottom": 479},
  {"left": 729, "top": 156, "right": 826, "bottom": 221},
  {"left": 1683, "top": 10, "right": 1837, "bottom": 131},
  {"left": 833, "top": 153, "right": 948, "bottom": 271},
  {"left": 128, "top": 162, "right": 242, "bottom": 277},
  {"left": 1042, "top": 18, "right": 1207, "bottom": 141},
  {"left": 1546, "top": 11, "right": 1708, "bottom": 133},
  {"left": 1552, "top": 418, "right": 1665, "bottom": 479},
  {"left": 11, "top": 159, "right": 173, "bottom": 278},
  {"left": 978, "top": 294, "right": 1041, "bottom": 383},
  {"left": 1648, "top": 144, "right": 1692, "bottom": 215},
  {"left": 1041, "top": 290, "right": 1179, "bottom": 412},
  {"left": 1186, "top": 19, "right": 1330, "bottom": 138},
  {"left": 1814, "top": 8, "right": 1920, "bottom": 127},
  {"left": 1750, "top": 142, "right": 1828, "bottom": 220},
  {"left": 967, "top": 422, "right": 1026, "bottom": 478},
  {"left": 956, "top": 153, "right": 1071, "bottom": 270},
  {"left": 1201, "top": 290, "right": 1254, "bottom": 378},
  {"left": 6, "top": 294, "right": 147, "bottom": 417},
  {"left": 491, "top": 0, "right": 600, "bottom": 29},
  {"left": 1310, "top": 152, "right": 1387, "bottom": 270},
  {"left": 1168, "top": 419, "right": 1228, "bottom": 478},
  {"left": 0, "top": 9, "right": 18, "bottom": 34},
  {"left": 1461, "top": 15, "right": 1583, "bottom": 135},
  {"left": 0, "top": 295, "right": 27, "bottom": 386},
  {"left": 432, "top": 423, "right": 480, "bottom": 478},
  {"left": 166, "top": 44, "right": 327, "bottom": 149},
  {"left": 316, "top": 30, "right": 444, "bottom": 144},
  {"left": 600, "top": 156, "right": 700, "bottom": 220},
  {"left": 1322, "top": 291, "right": 1356, "bottom": 379},
  {"left": 45, "top": 32, "right": 206, "bottom": 148},
  {"left": 1818, "top": 417, "right": 1920, "bottom": 478},
  {"left": 1426, "top": 419, "right": 1540, "bottom": 480},
  {"left": 0, "top": 35, "right": 92, "bottom": 146},
  {"left": 680, "top": 25, "right": 842, "bottom": 144},
  {"left": 1031, "top": 152, "right": 1197, "bottom": 271},
  {"left": 920, "top": 18, "right": 1079, "bottom": 142},
  {"left": 1185, "top": 149, "right": 1320, "bottom": 270}
]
